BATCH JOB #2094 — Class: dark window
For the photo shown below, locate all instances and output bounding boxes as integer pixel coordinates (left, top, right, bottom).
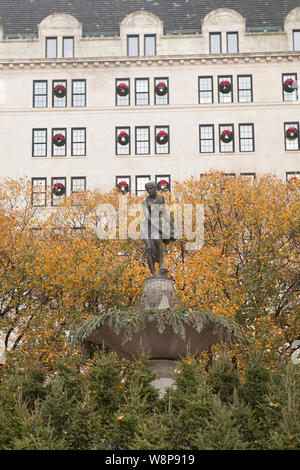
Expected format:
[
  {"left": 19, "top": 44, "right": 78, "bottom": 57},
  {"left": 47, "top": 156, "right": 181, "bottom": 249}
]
[
  {"left": 71, "top": 177, "right": 86, "bottom": 193},
  {"left": 127, "top": 35, "right": 139, "bottom": 56},
  {"left": 293, "top": 30, "right": 300, "bottom": 51},
  {"left": 51, "top": 177, "right": 66, "bottom": 206},
  {"left": 218, "top": 75, "right": 233, "bottom": 103},
  {"left": 199, "top": 125, "right": 214, "bottom": 153},
  {"left": 71, "top": 128, "right": 86, "bottom": 156},
  {"left": 209, "top": 32, "right": 221, "bottom": 54},
  {"left": 135, "top": 78, "right": 149, "bottom": 105},
  {"left": 227, "top": 32, "right": 239, "bottom": 53},
  {"left": 155, "top": 175, "right": 171, "bottom": 191},
  {"left": 31, "top": 178, "right": 47, "bottom": 206},
  {"left": 282, "top": 73, "right": 298, "bottom": 102},
  {"left": 239, "top": 124, "right": 255, "bottom": 152},
  {"left": 284, "top": 122, "right": 300, "bottom": 151},
  {"left": 155, "top": 126, "right": 170, "bottom": 154},
  {"left": 154, "top": 77, "right": 169, "bottom": 105},
  {"left": 32, "top": 129, "right": 47, "bottom": 157},
  {"left": 52, "top": 128, "right": 66, "bottom": 156},
  {"left": 33, "top": 81, "right": 48, "bottom": 108},
  {"left": 144, "top": 34, "right": 156, "bottom": 56},
  {"left": 237, "top": 75, "right": 253, "bottom": 103},
  {"left": 198, "top": 76, "right": 213, "bottom": 104},
  {"left": 72, "top": 80, "right": 86, "bottom": 107},
  {"left": 219, "top": 124, "right": 234, "bottom": 153},
  {"left": 46, "top": 37, "right": 57, "bottom": 58},
  {"left": 116, "top": 176, "right": 131, "bottom": 193},
  {"left": 63, "top": 37, "right": 74, "bottom": 58},
  {"left": 116, "top": 78, "right": 130, "bottom": 106},
  {"left": 136, "top": 175, "right": 151, "bottom": 196},
  {"left": 135, "top": 127, "right": 150, "bottom": 155},
  {"left": 116, "top": 127, "right": 130, "bottom": 155},
  {"left": 53, "top": 80, "right": 67, "bottom": 107}
]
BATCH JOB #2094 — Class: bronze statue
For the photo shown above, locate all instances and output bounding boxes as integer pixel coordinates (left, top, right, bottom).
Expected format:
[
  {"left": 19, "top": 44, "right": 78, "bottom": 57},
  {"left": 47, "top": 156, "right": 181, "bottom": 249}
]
[{"left": 141, "top": 181, "right": 174, "bottom": 277}]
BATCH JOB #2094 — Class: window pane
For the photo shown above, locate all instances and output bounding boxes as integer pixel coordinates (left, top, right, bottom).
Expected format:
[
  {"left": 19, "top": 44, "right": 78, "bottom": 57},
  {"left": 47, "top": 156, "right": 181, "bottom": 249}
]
[
  {"left": 155, "top": 126, "right": 169, "bottom": 154},
  {"left": 218, "top": 76, "right": 232, "bottom": 103},
  {"left": 32, "top": 178, "right": 47, "bottom": 206},
  {"left": 199, "top": 77, "right": 213, "bottom": 104},
  {"left": 200, "top": 125, "right": 214, "bottom": 153},
  {"left": 53, "top": 80, "right": 67, "bottom": 107},
  {"left": 293, "top": 30, "right": 300, "bottom": 51},
  {"left": 227, "top": 32, "right": 238, "bottom": 53},
  {"left": 72, "top": 129, "right": 86, "bottom": 156},
  {"left": 155, "top": 78, "right": 169, "bottom": 105},
  {"left": 116, "top": 127, "right": 130, "bottom": 155},
  {"left": 210, "top": 33, "right": 221, "bottom": 54},
  {"left": 136, "top": 127, "right": 150, "bottom": 154},
  {"left": 52, "top": 129, "right": 66, "bottom": 156},
  {"left": 33, "top": 81, "right": 47, "bottom": 108},
  {"left": 239, "top": 125, "right": 254, "bottom": 152},
  {"left": 282, "top": 74, "right": 298, "bottom": 102},
  {"left": 72, "top": 80, "right": 86, "bottom": 107},
  {"left": 51, "top": 178, "right": 66, "bottom": 206},
  {"left": 116, "top": 79, "right": 130, "bottom": 106},
  {"left": 145, "top": 35, "right": 156, "bottom": 56},
  {"left": 135, "top": 79, "right": 149, "bottom": 106},
  {"left": 128, "top": 36, "right": 139, "bottom": 56},
  {"left": 63, "top": 37, "right": 74, "bottom": 58},
  {"left": 285, "top": 122, "right": 299, "bottom": 150},
  {"left": 33, "top": 129, "right": 47, "bottom": 157},
  {"left": 220, "top": 124, "right": 234, "bottom": 152},
  {"left": 238, "top": 75, "right": 252, "bottom": 103},
  {"left": 136, "top": 176, "right": 150, "bottom": 196},
  {"left": 72, "top": 177, "right": 86, "bottom": 192},
  {"left": 46, "top": 38, "right": 57, "bottom": 58}
]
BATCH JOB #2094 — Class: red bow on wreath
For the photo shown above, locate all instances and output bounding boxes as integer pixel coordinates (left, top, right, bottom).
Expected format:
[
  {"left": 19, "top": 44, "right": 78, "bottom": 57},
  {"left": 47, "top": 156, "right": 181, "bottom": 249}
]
[{"left": 54, "top": 133, "right": 64, "bottom": 142}]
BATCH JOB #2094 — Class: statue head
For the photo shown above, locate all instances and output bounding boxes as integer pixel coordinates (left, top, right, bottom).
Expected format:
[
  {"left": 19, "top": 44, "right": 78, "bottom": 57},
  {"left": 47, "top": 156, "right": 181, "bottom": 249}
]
[{"left": 145, "top": 181, "right": 157, "bottom": 196}]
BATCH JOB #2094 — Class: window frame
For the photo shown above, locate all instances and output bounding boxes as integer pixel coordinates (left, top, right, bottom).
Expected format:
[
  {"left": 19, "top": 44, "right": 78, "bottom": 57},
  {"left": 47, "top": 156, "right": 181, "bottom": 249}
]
[
  {"left": 46, "top": 36, "right": 57, "bottom": 58},
  {"left": 135, "top": 126, "right": 150, "bottom": 155},
  {"left": 198, "top": 76, "right": 214, "bottom": 104},
  {"left": 154, "top": 77, "right": 169, "bottom": 105},
  {"left": 293, "top": 30, "right": 300, "bottom": 51},
  {"left": 284, "top": 121, "right": 300, "bottom": 151},
  {"left": 239, "top": 123, "right": 255, "bottom": 152},
  {"left": 155, "top": 125, "right": 170, "bottom": 155},
  {"left": 51, "top": 177, "right": 66, "bottom": 207},
  {"left": 71, "top": 128, "right": 86, "bottom": 157},
  {"left": 135, "top": 78, "right": 150, "bottom": 106},
  {"left": 286, "top": 171, "right": 300, "bottom": 181},
  {"left": 32, "top": 128, "right": 47, "bottom": 158},
  {"left": 240, "top": 172, "right": 256, "bottom": 180},
  {"left": 33, "top": 80, "right": 48, "bottom": 108},
  {"left": 218, "top": 75, "right": 233, "bottom": 103},
  {"left": 199, "top": 124, "right": 215, "bottom": 153},
  {"left": 71, "top": 176, "right": 86, "bottom": 194},
  {"left": 116, "top": 126, "right": 131, "bottom": 155},
  {"left": 52, "top": 128, "right": 67, "bottom": 157},
  {"left": 31, "top": 177, "right": 47, "bottom": 207},
  {"left": 144, "top": 34, "right": 156, "bottom": 56},
  {"left": 115, "top": 78, "right": 130, "bottom": 106},
  {"left": 116, "top": 175, "right": 131, "bottom": 193},
  {"left": 127, "top": 35, "right": 139, "bottom": 56},
  {"left": 219, "top": 123, "right": 235, "bottom": 153},
  {"left": 155, "top": 175, "right": 171, "bottom": 192},
  {"left": 209, "top": 32, "right": 222, "bottom": 54},
  {"left": 237, "top": 75, "right": 253, "bottom": 103},
  {"left": 282, "top": 73, "right": 298, "bottom": 102},
  {"left": 62, "top": 36, "right": 74, "bottom": 58},
  {"left": 52, "top": 79, "right": 67, "bottom": 107},
  {"left": 135, "top": 175, "right": 151, "bottom": 196},
  {"left": 226, "top": 32, "right": 239, "bottom": 53},
  {"left": 72, "top": 79, "right": 87, "bottom": 107}
]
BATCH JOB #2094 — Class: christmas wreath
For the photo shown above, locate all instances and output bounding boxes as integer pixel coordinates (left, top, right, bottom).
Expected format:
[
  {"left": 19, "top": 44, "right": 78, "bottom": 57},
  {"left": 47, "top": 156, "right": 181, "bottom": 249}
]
[
  {"left": 52, "top": 182, "right": 65, "bottom": 196},
  {"left": 286, "top": 126, "right": 298, "bottom": 140},
  {"left": 289, "top": 176, "right": 299, "bottom": 182},
  {"left": 219, "top": 80, "right": 232, "bottom": 94},
  {"left": 155, "top": 82, "right": 168, "bottom": 96},
  {"left": 156, "top": 130, "right": 169, "bottom": 145},
  {"left": 117, "top": 131, "right": 130, "bottom": 146},
  {"left": 117, "top": 181, "right": 129, "bottom": 193},
  {"left": 117, "top": 83, "right": 129, "bottom": 97},
  {"left": 157, "top": 179, "right": 169, "bottom": 191},
  {"left": 54, "top": 84, "right": 66, "bottom": 98},
  {"left": 220, "top": 129, "right": 233, "bottom": 143},
  {"left": 283, "top": 78, "right": 295, "bottom": 93},
  {"left": 53, "top": 133, "right": 66, "bottom": 147}
]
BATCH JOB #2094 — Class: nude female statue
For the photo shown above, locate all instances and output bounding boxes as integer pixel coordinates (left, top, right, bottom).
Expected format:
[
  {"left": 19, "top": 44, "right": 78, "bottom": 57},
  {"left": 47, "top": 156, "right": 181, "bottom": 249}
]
[{"left": 141, "top": 181, "right": 174, "bottom": 277}]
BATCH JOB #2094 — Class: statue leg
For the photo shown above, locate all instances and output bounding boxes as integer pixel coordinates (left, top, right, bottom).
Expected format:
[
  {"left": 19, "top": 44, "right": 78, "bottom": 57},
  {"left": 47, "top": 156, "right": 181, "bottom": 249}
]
[{"left": 143, "top": 239, "right": 156, "bottom": 276}]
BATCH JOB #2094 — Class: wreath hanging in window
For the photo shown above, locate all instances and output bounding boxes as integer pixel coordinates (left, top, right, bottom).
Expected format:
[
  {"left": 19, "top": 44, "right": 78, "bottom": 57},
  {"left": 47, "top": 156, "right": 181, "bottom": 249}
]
[
  {"left": 156, "top": 130, "right": 169, "bottom": 145},
  {"left": 54, "top": 84, "right": 66, "bottom": 98},
  {"left": 117, "top": 180, "right": 129, "bottom": 193},
  {"left": 118, "top": 131, "right": 130, "bottom": 145},
  {"left": 288, "top": 176, "right": 299, "bottom": 182},
  {"left": 286, "top": 126, "right": 298, "bottom": 140},
  {"left": 219, "top": 80, "right": 232, "bottom": 94},
  {"left": 155, "top": 82, "right": 168, "bottom": 96},
  {"left": 220, "top": 129, "right": 233, "bottom": 143},
  {"left": 116, "top": 83, "right": 129, "bottom": 97},
  {"left": 157, "top": 179, "right": 169, "bottom": 191},
  {"left": 52, "top": 182, "right": 66, "bottom": 196},
  {"left": 283, "top": 78, "right": 295, "bottom": 93},
  {"left": 53, "top": 133, "right": 66, "bottom": 147}
]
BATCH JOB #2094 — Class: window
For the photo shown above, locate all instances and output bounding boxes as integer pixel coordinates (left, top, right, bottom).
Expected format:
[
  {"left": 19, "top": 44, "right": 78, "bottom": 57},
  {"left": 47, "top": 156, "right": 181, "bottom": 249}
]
[
  {"left": 71, "top": 128, "right": 86, "bottom": 156},
  {"left": 116, "top": 127, "right": 130, "bottom": 155},
  {"left": 198, "top": 76, "right": 213, "bottom": 104},
  {"left": 227, "top": 32, "right": 239, "bottom": 53},
  {"left": 51, "top": 177, "right": 66, "bottom": 206},
  {"left": 240, "top": 173, "right": 256, "bottom": 180},
  {"left": 237, "top": 75, "right": 253, "bottom": 103},
  {"left": 116, "top": 78, "right": 130, "bottom": 106},
  {"left": 71, "top": 177, "right": 86, "bottom": 193},
  {"left": 286, "top": 171, "right": 300, "bottom": 181},
  {"left": 135, "top": 127, "right": 150, "bottom": 155},
  {"left": 282, "top": 73, "right": 298, "bottom": 102},
  {"left": 127, "top": 35, "right": 139, "bottom": 56},
  {"left": 33, "top": 81, "right": 47, "bottom": 108},
  {"left": 293, "top": 30, "right": 300, "bottom": 51},
  {"left": 154, "top": 77, "right": 169, "bottom": 105},
  {"left": 52, "top": 128, "right": 66, "bottom": 156},
  {"left": 218, "top": 75, "right": 233, "bottom": 103},
  {"left": 63, "top": 37, "right": 74, "bottom": 58},
  {"left": 219, "top": 124, "right": 234, "bottom": 153},
  {"left": 199, "top": 125, "right": 214, "bottom": 153},
  {"left": 155, "top": 126, "right": 170, "bottom": 154},
  {"left": 239, "top": 124, "right": 255, "bottom": 152},
  {"left": 72, "top": 80, "right": 86, "bottom": 107},
  {"left": 46, "top": 37, "right": 57, "bottom": 58},
  {"left": 136, "top": 175, "right": 151, "bottom": 196},
  {"left": 144, "top": 34, "right": 156, "bottom": 56},
  {"left": 155, "top": 175, "right": 171, "bottom": 191},
  {"left": 116, "top": 176, "right": 131, "bottom": 193},
  {"left": 135, "top": 78, "right": 149, "bottom": 106},
  {"left": 32, "top": 129, "right": 47, "bottom": 157},
  {"left": 209, "top": 33, "right": 221, "bottom": 54},
  {"left": 31, "top": 178, "right": 47, "bottom": 207},
  {"left": 284, "top": 122, "right": 299, "bottom": 151},
  {"left": 53, "top": 80, "right": 67, "bottom": 107}
]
